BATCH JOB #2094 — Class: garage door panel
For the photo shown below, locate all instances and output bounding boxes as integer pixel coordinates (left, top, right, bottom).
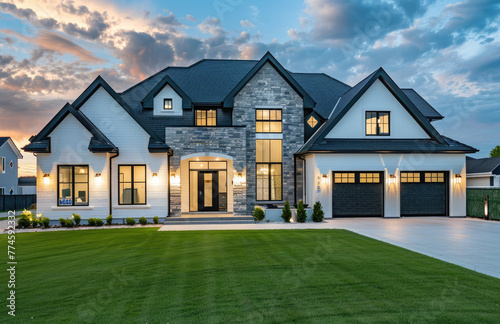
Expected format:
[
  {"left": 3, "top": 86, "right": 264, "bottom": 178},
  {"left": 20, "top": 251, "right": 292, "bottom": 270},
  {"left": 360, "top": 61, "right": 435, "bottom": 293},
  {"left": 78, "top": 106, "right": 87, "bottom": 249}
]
[
  {"left": 332, "top": 172, "right": 383, "bottom": 217},
  {"left": 400, "top": 172, "right": 447, "bottom": 216}
]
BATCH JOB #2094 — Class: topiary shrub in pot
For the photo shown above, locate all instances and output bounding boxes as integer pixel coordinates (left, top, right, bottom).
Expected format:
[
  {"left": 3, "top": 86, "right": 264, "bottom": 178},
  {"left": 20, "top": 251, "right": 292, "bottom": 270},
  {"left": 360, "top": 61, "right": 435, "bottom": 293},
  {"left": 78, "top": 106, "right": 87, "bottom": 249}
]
[
  {"left": 71, "top": 213, "right": 81, "bottom": 226},
  {"left": 253, "top": 207, "right": 265, "bottom": 222},
  {"left": 126, "top": 217, "right": 136, "bottom": 226},
  {"left": 139, "top": 217, "right": 148, "bottom": 225},
  {"left": 153, "top": 216, "right": 159, "bottom": 224},
  {"left": 312, "top": 201, "right": 324, "bottom": 222},
  {"left": 106, "top": 215, "right": 113, "bottom": 225},
  {"left": 296, "top": 200, "right": 307, "bottom": 223},
  {"left": 281, "top": 201, "right": 292, "bottom": 223}
]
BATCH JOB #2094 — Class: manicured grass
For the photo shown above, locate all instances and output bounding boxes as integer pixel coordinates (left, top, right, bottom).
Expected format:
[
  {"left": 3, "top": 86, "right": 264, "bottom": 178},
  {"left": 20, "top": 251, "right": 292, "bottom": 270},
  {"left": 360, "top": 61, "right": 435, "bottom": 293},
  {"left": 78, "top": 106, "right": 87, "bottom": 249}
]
[{"left": 1, "top": 229, "right": 500, "bottom": 323}]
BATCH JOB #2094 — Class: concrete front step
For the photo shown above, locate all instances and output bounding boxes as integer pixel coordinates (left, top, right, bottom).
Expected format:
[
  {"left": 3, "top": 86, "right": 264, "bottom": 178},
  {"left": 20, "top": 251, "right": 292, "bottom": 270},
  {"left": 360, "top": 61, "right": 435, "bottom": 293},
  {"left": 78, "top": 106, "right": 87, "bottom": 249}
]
[
  {"left": 163, "top": 216, "right": 254, "bottom": 225},
  {"left": 163, "top": 220, "right": 256, "bottom": 225}
]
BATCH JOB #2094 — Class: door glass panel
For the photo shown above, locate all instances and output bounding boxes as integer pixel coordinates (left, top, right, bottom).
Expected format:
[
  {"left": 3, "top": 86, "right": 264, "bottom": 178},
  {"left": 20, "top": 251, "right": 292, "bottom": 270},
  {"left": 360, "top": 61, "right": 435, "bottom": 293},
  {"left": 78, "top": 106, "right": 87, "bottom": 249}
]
[
  {"left": 190, "top": 161, "right": 208, "bottom": 169},
  {"left": 209, "top": 162, "right": 226, "bottom": 170},
  {"left": 190, "top": 171, "right": 198, "bottom": 211},
  {"left": 204, "top": 173, "right": 213, "bottom": 207},
  {"left": 219, "top": 171, "right": 227, "bottom": 193}
]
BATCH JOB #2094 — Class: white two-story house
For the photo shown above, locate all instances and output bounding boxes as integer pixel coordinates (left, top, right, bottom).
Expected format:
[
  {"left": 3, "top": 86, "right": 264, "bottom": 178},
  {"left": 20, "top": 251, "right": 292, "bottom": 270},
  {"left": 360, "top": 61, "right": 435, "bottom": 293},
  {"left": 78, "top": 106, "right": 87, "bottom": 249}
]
[{"left": 24, "top": 52, "right": 477, "bottom": 221}]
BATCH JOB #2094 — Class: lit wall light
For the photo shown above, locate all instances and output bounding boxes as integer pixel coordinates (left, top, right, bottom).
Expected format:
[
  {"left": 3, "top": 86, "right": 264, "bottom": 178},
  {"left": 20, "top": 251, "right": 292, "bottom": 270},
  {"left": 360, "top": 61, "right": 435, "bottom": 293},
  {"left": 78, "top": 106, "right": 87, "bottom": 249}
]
[
  {"left": 388, "top": 174, "right": 397, "bottom": 185},
  {"left": 170, "top": 173, "right": 180, "bottom": 186},
  {"left": 95, "top": 173, "right": 102, "bottom": 184},
  {"left": 321, "top": 174, "right": 329, "bottom": 186},
  {"left": 43, "top": 173, "right": 50, "bottom": 184},
  {"left": 233, "top": 173, "right": 246, "bottom": 186},
  {"left": 454, "top": 174, "right": 462, "bottom": 184}
]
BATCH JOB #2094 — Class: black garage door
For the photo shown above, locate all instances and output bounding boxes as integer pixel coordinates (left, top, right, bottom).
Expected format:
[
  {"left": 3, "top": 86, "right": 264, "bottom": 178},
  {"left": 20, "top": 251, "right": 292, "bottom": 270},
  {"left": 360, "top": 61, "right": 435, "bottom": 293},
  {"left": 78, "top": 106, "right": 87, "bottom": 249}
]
[
  {"left": 332, "top": 172, "right": 384, "bottom": 217},
  {"left": 400, "top": 172, "right": 448, "bottom": 216}
]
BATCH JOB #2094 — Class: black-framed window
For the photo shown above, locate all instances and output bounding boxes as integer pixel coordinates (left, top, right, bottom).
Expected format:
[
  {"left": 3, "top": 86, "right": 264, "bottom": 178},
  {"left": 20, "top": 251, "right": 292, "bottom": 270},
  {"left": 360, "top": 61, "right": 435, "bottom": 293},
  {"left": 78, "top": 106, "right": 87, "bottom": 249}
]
[
  {"left": 0, "top": 157, "right": 4, "bottom": 173},
  {"left": 256, "top": 109, "right": 282, "bottom": 133},
  {"left": 164, "top": 98, "right": 172, "bottom": 110},
  {"left": 256, "top": 139, "right": 282, "bottom": 201},
  {"left": 366, "top": 111, "right": 390, "bottom": 136},
  {"left": 195, "top": 109, "right": 216, "bottom": 126},
  {"left": 58, "top": 165, "right": 89, "bottom": 206},
  {"left": 119, "top": 165, "right": 146, "bottom": 205},
  {"left": 0, "top": 188, "right": 4, "bottom": 195}
]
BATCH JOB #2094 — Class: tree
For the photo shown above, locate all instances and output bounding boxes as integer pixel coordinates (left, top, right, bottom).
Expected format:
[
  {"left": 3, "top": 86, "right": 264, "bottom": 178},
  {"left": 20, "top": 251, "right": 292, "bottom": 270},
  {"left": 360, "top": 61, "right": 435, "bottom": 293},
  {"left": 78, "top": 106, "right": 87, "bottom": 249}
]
[
  {"left": 281, "top": 201, "right": 292, "bottom": 223},
  {"left": 312, "top": 201, "right": 324, "bottom": 222},
  {"left": 490, "top": 145, "right": 500, "bottom": 158},
  {"left": 296, "top": 200, "right": 307, "bottom": 223}
]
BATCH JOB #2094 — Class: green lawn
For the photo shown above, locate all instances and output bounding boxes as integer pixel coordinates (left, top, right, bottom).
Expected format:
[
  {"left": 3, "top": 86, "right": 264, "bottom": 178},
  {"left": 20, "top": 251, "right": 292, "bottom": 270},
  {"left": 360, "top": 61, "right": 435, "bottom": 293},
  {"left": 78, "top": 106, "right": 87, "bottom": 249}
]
[{"left": 1, "top": 229, "right": 500, "bottom": 323}]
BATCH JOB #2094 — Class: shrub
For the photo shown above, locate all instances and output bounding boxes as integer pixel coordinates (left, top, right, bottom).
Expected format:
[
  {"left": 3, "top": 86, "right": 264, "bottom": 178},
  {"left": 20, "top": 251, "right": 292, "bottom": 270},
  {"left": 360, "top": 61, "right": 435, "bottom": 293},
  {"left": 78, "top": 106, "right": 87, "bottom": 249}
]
[
  {"left": 95, "top": 219, "right": 104, "bottom": 226},
  {"left": 59, "top": 218, "right": 66, "bottom": 226},
  {"left": 281, "top": 201, "right": 292, "bottom": 223},
  {"left": 18, "top": 214, "right": 31, "bottom": 228},
  {"left": 106, "top": 215, "right": 113, "bottom": 225},
  {"left": 153, "top": 216, "right": 159, "bottom": 224},
  {"left": 126, "top": 217, "right": 136, "bottom": 226},
  {"left": 71, "top": 213, "right": 81, "bottom": 225},
  {"left": 253, "top": 207, "right": 265, "bottom": 221},
  {"left": 41, "top": 217, "right": 50, "bottom": 228},
  {"left": 296, "top": 200, "right": 307, "bottom": 223},
  {"left": 139, "top": 217, "right": 148, "bottom": 225},
  {"left": 31, "top": 218, "right": 39, "bottom": 228},
  {"left": 87, "top": 218, "right": 96, "bottom": 226},
  {"left": 312, "top": 201, "right": 324, "bottom": 222},
  {"left": 65, "top": 219, "right": 74, "bottom": 227}
]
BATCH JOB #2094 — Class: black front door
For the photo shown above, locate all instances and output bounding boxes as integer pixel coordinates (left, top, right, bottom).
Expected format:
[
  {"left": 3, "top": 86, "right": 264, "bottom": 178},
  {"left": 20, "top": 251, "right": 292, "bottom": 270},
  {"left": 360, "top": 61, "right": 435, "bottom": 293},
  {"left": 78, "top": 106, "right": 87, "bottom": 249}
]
[{"left": 198, "top": 171, "right": 219, "bottom": 211}]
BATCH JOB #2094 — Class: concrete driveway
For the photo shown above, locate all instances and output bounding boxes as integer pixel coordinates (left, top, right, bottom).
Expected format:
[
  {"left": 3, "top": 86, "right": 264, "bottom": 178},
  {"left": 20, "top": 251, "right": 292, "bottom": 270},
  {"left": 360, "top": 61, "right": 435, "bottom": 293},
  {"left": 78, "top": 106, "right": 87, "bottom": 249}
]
[{"left": 332, "top": 217, "right": 500, "bottom": 279}]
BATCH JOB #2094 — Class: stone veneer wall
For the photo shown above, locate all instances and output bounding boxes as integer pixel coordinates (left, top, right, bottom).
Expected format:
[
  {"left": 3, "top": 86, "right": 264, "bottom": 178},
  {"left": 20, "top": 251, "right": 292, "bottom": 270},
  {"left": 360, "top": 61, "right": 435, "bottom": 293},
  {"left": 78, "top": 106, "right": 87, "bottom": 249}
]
[
  {"left": 165, "top": 126, "right": 247, "bottom": 216},
  {"left": 233, "top": 62, "right": 305, "bottom": 213}
]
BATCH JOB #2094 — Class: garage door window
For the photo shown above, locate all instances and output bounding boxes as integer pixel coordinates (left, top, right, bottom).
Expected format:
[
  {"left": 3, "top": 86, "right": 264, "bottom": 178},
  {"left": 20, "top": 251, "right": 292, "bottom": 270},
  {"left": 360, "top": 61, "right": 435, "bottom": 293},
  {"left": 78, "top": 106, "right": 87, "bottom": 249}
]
[
  {"left": 360, "top": 173, "right": 380, "bottom": 183},
  {"left": 401, "top": 172, "right": 420, "bottom": 183},
  {"left": 334, "top": 173, "right": 355, "bottom": 183},
  {"left": 425, "top": 172, "right": 444, "bottom": 183}
]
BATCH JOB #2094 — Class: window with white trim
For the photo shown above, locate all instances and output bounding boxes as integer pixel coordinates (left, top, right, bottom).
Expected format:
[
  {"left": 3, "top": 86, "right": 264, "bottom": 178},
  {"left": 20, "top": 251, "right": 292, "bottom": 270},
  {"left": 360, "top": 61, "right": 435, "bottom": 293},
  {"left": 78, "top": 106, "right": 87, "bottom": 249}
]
[{"left": 0, "top": 157, "right": 5, "bottom": 173}]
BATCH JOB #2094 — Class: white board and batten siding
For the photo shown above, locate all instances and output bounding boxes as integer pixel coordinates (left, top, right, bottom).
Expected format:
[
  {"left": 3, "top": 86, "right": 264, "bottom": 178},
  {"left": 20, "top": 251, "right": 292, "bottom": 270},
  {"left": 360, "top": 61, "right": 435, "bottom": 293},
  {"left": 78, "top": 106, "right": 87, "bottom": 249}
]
[
  {"left": 38, "top": 87, "right": 169, "bottom": 220},
  {"left": 326, "top": 79, "right": 430, "bottom": 139},
  {"left": 153, "top": 84, "right": 182, "bottom": 116}
]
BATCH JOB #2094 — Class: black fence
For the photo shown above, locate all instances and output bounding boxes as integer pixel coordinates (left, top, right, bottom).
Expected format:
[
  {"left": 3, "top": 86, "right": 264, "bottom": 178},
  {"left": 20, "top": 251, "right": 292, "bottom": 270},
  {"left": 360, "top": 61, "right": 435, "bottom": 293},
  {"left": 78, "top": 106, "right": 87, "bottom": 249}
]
[{"left": 0, "top": 194, "right": 37, "bottom": 212}]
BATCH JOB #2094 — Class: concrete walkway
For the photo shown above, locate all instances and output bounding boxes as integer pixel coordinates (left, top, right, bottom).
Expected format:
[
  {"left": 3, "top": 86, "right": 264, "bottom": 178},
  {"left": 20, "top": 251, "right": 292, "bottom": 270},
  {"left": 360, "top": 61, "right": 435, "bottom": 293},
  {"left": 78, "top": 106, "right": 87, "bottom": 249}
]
[{"left": 159, "top": 217, "right": 500, "bottom": 279}]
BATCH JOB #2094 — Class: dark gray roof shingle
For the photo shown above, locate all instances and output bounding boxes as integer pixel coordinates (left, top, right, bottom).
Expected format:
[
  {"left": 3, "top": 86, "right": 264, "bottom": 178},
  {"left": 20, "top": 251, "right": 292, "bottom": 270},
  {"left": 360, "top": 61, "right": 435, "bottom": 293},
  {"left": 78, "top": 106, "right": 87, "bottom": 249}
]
[
  {"left": 402, "top": 89, "right": 443, "bottom": 120},
  {"left": 0, "top": 137, "right": 10, "bottom": 146},
  {"left": 467, "top": 157, "right": 500, "bottom": 174}
]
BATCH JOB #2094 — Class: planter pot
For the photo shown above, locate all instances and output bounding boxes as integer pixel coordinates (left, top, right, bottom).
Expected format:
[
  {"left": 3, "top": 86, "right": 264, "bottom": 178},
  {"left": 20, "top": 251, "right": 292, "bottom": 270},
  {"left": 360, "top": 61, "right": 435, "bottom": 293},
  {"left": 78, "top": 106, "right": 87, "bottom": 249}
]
[
  {"left": 260, "top": 206, "right": 313, "bottom": 222},
  {"left": 292, "top": 208, "right": 313, "bottom": 222}
]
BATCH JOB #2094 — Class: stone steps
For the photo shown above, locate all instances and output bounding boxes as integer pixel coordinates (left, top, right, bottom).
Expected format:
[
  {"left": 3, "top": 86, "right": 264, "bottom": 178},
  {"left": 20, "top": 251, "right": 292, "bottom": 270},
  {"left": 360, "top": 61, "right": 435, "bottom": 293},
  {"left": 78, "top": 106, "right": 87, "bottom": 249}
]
[{"left": 163, "top": 216, "right": 255, "bottom": 225}]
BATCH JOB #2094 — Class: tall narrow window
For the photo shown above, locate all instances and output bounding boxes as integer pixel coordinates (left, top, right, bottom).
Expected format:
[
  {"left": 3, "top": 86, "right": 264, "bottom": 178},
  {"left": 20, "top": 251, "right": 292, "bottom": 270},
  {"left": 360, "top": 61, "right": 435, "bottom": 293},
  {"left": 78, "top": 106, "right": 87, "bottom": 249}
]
[
  {"left": 0, "top": 157, "right": 4, "bottom": 173},
  {"left": 58, "top": 165, "right": 89, "bottom": 206},
  {"left": 256, "top": 139, "right": 282, "bottom": 201},
  {"left": 163, "top": 98, "right": 172, "bottom": 110},
  {"left": 256, "top": 109, "right": 282, "bottom": 133},
  {"left": 366, "top": 111, "right": 390, "bottom": 136},
  {"left": 119, "top": 165, "right": 146, "bottom": 205},
  {"left": 195, "top": 109, "right": 217, "bottom": 126}
]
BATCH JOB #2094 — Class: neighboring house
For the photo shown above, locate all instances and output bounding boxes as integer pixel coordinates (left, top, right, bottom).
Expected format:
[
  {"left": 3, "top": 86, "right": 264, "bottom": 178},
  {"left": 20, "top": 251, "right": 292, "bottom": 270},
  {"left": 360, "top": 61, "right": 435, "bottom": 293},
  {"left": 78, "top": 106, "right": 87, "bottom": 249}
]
[
  {"left": 18, "top": 176, "right": 37, "bottom": 194},
  {"left": 24, "top": 52, "right": 477, "bottom": 220},
  {"left": 0, "top": 137, "right": 23, "bottom": 195},
  {"left": 466, "top": 156, "right": 500, "bottom": 187}
]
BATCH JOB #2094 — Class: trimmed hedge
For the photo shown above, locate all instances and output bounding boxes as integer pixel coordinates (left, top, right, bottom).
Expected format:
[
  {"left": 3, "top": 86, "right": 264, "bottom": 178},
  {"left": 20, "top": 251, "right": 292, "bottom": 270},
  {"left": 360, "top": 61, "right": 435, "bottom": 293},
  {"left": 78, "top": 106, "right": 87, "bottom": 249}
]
[{"left": 467, "top": 188, "right": 500, "bottom": 220}]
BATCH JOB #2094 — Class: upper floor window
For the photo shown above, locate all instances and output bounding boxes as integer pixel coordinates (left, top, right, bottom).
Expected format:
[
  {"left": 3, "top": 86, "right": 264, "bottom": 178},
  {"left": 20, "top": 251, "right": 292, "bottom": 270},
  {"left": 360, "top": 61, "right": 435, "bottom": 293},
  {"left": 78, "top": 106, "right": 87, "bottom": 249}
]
[
  {"left": 0, "top": 157, "right": 4, "bottom": 173},
  {"left": 366, "top": 111, "right": 390, "bottom": 136},
  {"left": 307, "top": 115, "right": 318, "bottom": 128},
  {"left": 58, "top": 165, "right": 89, "bottom": 206},
  {"left": 164, "top": 98, "right": 172, "bottom": 110},
  {"left": 0, "top": 188, "right": 4, "bottom": 195},
  {"left": 256, "top": 109, "right": 282, "bottom": 133},
  {"left": 119, "top": 165, "right": 146, "bottom": 205},
  {"left": 196, "top": 109, "right": 216, "bottom": 126}
]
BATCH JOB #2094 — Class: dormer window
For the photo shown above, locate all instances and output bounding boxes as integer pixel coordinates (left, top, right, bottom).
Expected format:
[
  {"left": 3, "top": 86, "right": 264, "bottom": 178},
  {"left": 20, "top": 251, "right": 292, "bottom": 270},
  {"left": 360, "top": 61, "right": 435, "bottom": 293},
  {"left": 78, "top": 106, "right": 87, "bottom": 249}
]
[
  {"left": 366, "top": 111, "right": 390, "bottom": 136},
  {"left": 163, "top": 98, "right": 172, "bottom": 110}
]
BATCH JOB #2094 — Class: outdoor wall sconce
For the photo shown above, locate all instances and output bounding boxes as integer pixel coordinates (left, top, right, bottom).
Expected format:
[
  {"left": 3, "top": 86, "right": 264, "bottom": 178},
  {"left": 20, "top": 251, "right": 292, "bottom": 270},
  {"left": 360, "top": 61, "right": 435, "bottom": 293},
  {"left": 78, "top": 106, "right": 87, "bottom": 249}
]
[
  {"left": 388, "top": 174, "right": 397, "bottom": 185},
  {"left": 233, "top": 173, "right": 246, "bottom": 186},
  {"left": 152, "top": 172, "right": 158, "bottom": 179},
  {"left": 170, "top": 173, "right": 180, "bottom": 186},
  {"left": 95, "top": 173, "right": 102, "bottom": 184},
  {"left": 43, "top": 173, "right": 50, "bottom": 184},
  {"left": 454, "top": 174, "right": 462, "bottom": 184},
  {"left": 321, "top": 174, "right": 329, "bottom": 186}
]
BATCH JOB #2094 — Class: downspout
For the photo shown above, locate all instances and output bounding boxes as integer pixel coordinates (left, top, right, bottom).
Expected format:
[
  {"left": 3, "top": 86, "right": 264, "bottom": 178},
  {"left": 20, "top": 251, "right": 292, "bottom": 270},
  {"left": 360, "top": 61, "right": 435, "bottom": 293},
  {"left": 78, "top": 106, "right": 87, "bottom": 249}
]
[
  {"left": 167, "top": 154, "right": 171, "bottom": 217},
  {"left": 109, "top": 151, "right": 119, "bottom": 217}
]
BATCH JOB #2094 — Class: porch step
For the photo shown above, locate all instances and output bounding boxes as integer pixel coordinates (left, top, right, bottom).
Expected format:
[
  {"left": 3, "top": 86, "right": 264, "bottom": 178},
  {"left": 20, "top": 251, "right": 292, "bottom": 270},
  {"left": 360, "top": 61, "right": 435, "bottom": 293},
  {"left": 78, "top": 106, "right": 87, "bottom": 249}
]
[{"left": 163, "top": 216, "right": 254, "bottom": 225}]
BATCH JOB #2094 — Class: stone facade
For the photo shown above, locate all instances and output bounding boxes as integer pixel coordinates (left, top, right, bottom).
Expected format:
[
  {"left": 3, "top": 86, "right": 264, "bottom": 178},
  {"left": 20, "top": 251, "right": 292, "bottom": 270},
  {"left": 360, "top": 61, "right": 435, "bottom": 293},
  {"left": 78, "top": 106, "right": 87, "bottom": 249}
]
[
  {"left": 233, "top": 62, "right": 304, "bottom": 213},
  {"left": 165, "top": 126, "right": 247, "bottom": 216}
]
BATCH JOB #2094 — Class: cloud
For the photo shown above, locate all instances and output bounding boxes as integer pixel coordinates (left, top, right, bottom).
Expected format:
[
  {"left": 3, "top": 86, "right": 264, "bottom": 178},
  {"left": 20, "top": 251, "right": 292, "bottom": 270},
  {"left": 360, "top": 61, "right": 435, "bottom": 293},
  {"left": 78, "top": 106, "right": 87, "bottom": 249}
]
[
  {"left": 240, "top": 19, "right": 255, "bottom": 28},
  {"left": 186, "top": 14, "right": 196, "bottom": 22},
  {"left": 154, "top": 12, "right": 181, "bottom": 27},
  {"left": 1, "top": 29, "right": 105, "bottom": 63},
  {"left": 62, "top": 10, "right": 110, "bottom": 40},
  {"left": 0, "top": 2, "right": 36, "bottom": 20},
  {"left": 0, "top": 55, "right": 13, "bottom": 66}
]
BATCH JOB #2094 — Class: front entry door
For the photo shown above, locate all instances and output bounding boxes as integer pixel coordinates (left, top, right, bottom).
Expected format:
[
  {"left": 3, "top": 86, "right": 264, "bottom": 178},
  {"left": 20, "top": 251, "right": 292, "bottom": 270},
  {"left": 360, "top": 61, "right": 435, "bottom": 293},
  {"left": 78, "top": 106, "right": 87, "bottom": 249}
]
[{"left": 198, "top": 171, "right": 219, "bottom": 211}]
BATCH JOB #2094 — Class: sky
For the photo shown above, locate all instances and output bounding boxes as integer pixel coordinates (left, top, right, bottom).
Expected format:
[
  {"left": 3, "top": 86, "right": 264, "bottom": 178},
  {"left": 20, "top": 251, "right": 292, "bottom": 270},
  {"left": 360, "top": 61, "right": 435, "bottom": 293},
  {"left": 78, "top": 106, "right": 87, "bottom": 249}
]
[{"left": 0, "top": 0, "right": 499, "bottom": 176}]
